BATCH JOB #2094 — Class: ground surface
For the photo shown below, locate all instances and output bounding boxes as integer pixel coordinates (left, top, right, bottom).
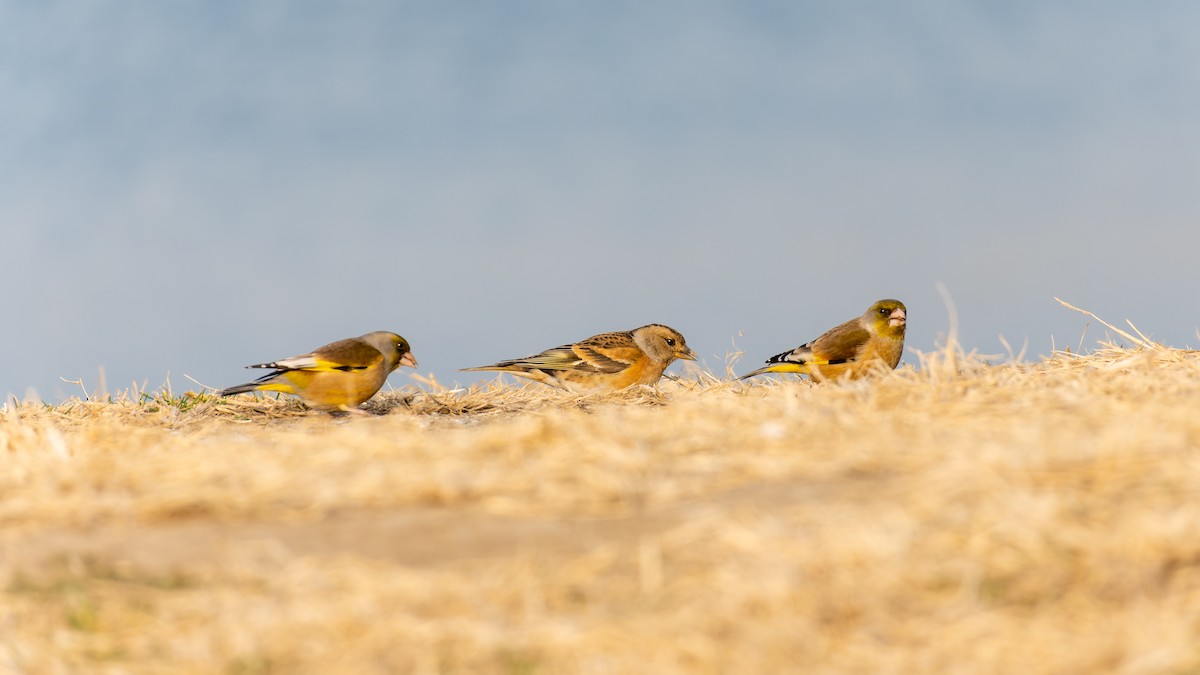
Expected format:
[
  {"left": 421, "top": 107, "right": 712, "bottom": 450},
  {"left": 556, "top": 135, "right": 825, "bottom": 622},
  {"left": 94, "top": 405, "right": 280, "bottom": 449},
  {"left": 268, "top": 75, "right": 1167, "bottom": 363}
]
[{"left": 4, "top": 343, "right": 1200, "bottom": 674}]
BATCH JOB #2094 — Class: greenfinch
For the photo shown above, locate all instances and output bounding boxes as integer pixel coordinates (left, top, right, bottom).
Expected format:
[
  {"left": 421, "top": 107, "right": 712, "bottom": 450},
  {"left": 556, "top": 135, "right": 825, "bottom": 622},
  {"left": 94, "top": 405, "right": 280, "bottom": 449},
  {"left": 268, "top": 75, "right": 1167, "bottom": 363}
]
[
  {"left": 462, "top": 324, "right": 696, "bottom": 392},
  {"left": 219, "top": 331, "right": 417, "bottom": 411},
  {"left": 740, "top": 299, "right": 907, "bottom": 382}
]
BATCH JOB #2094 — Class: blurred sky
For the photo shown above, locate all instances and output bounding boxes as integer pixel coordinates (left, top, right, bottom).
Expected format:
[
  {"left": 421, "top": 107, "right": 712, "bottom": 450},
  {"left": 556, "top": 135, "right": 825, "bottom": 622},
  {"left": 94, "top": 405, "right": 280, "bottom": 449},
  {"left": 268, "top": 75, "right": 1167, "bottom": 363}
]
[{"left": 4, "top": 1, "right": 1199, "bottom": 401}]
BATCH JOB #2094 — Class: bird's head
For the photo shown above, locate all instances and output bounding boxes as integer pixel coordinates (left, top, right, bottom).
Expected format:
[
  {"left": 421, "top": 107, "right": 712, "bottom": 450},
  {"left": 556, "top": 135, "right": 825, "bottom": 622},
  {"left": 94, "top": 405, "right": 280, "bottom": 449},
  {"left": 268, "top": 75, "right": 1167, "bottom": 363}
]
[
  {"left": 866, "top": 299, "right": 907, "bottom": 337},
  {"left": 394, "top": 335, "right": 418, "bottom": 369},
  {"left": 365, "top": 331, "right": 418, "bottom": 369},
  {"left": 632, "top": 324, "right": 697, "bottom": 363}
]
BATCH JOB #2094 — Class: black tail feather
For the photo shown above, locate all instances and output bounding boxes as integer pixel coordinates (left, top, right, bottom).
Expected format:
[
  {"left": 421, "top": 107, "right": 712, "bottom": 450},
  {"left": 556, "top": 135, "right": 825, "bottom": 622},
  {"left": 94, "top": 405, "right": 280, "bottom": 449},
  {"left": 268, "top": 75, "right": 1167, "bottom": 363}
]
[
  {"left": 219, "top": 368, "right": 286, "bottom": 397},
  {"left": 218, "top": 383, "right": 260, "bottom": 397}
]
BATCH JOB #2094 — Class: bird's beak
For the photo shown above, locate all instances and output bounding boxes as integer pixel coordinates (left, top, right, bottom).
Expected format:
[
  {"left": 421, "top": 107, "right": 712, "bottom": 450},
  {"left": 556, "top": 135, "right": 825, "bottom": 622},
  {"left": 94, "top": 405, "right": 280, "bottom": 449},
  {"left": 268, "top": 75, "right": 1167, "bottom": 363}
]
[
  {"left": 400, "top": 352, "right": 419, "bottom": 369},
  {"left": 679, "top": 348, "right": 698, "bottom": 361},
  {"left": 889, "top": 308, "right": 907, "bottom": 328}
]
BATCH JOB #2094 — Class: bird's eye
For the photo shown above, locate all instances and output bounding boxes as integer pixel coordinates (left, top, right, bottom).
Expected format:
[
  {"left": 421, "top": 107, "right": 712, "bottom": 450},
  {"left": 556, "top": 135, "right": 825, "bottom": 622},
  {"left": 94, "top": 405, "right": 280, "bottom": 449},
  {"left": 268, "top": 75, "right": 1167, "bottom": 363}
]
[
  {"left": 879, "top": 308, "right": 888, "bottom": 314},
  {"left": 666, "top": 338, "right": 677, "bottom": 346}
]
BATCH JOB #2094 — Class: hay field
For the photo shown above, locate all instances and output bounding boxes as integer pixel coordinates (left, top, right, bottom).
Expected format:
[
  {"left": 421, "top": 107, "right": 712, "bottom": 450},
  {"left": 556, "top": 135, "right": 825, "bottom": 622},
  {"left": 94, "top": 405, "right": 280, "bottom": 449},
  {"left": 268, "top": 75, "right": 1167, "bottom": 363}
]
[{"left": 4, "top": 330, "right": 1200, "bottom": 673}]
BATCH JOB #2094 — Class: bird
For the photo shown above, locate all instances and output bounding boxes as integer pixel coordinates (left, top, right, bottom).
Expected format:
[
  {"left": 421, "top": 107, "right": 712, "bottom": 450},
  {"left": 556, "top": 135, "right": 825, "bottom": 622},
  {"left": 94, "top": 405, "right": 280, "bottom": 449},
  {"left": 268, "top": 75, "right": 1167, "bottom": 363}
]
[
  {"left": 461, "top": 324, "right": 697, "bottom": 392},
  {"left": 218, "top": 331, "right": 417, "bottom": 411},
  {"left": 739, "top": 299, "right": 907, "bottom": 382}
]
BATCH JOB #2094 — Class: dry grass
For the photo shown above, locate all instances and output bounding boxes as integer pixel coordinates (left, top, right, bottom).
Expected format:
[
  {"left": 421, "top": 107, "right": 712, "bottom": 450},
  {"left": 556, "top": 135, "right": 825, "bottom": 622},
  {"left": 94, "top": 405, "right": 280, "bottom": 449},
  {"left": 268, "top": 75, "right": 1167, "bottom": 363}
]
[{"left": 4, "top": 323, "right": 1200, "bottom": 673}]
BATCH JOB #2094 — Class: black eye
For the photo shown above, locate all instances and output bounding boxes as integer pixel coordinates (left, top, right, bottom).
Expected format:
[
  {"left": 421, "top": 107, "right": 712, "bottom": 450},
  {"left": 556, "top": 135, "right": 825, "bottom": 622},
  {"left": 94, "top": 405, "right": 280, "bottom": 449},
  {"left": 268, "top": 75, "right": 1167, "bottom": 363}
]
[
  {"left": 879, "top": 308, "right": 888, "bottom": 314},
  {"left": 666, "top": 338, "right": 676, "bottom": 346}
]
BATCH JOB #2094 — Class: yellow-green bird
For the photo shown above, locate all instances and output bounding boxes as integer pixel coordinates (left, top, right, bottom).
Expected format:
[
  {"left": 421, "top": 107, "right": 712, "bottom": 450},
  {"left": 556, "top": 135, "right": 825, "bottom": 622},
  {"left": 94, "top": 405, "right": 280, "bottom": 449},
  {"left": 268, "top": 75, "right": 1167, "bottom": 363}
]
[
  {"left": 740, "top": 299, "right": 907, "bottom": 382},
  {"left": 219, "top": 331, "right": 417, "bottom": 411}
]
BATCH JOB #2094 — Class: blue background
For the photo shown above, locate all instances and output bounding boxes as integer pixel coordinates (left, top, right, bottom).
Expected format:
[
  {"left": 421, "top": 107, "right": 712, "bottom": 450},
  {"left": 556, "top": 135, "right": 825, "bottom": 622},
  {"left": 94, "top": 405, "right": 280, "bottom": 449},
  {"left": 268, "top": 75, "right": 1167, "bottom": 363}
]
[{"left": 4, "top": 2, "right": 1198, "bottom": 400}]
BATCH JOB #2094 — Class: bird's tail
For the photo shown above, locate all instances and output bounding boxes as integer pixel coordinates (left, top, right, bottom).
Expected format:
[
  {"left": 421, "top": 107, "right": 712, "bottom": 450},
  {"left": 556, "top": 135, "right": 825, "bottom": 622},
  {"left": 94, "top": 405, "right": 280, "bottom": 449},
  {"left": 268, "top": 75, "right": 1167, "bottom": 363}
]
[
  {"left": 218, "top": 371, "right": 295, "bottom": 397},
  {"left": 217, "top": 382, "right": 261, "bottom": 397},
  {"left": 460, "top": 364, "right": 523, "bottom": 373},
  {"left": 738, "top": 362, "right": 808, "bottom": 380}
]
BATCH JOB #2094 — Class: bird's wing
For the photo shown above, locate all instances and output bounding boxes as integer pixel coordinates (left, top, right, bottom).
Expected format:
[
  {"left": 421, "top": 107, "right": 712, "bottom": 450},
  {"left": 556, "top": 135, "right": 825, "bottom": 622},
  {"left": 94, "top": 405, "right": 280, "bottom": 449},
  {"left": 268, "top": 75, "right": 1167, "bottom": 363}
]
[
  {"left": 509, "top": 342, "right": 636, "bottom": 374},
  {"left": 765, "top": 342, "right": 814, "bottom": 366},
  {"left": 572, "top": 344, "right": 640, "bottom": 374},
  {"left": 570, "top": 331, "right": 642, "bottom": 373},
  {"left": 462, "top": 331, "right": 642, "bottom": 374},
  {"left": 806, "top": 319, "right": 871, "bottom": 364},
  {"left": 458, "top": 345, "right": 589, "bottom": 373},
  {"left": 250, "top": 338, "right": 383, "bottom": 373},
  {"left": 480, "top": 343, "right": 639, "bottom": 375},
  {"left": 505, "top": 345, "right": 584, "bottom": 371},
  {"left": 765, "top": 319, "right": 869, "bottom": 367}
]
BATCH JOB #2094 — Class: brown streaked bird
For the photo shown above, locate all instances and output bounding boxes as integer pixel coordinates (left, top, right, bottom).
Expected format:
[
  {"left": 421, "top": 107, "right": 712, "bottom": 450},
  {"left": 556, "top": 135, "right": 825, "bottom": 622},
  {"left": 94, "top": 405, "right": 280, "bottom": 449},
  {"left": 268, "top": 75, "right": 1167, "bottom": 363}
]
[
  {"left": 461, "top": 324, "right": 697, "bottom": 392},
  {"left": 218, "top": 331, "right": 417, "bottom": 412},
  {"left": 739, "top": 299, "right": 907, "bottom": 382}
]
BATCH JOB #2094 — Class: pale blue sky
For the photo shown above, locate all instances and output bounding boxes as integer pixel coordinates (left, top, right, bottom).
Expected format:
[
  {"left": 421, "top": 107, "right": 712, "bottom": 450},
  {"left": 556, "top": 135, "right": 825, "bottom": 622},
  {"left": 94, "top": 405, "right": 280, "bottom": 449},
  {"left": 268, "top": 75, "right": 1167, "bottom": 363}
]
[{"left": 4, "top": 1, "right": 1199, "bottom": 400}]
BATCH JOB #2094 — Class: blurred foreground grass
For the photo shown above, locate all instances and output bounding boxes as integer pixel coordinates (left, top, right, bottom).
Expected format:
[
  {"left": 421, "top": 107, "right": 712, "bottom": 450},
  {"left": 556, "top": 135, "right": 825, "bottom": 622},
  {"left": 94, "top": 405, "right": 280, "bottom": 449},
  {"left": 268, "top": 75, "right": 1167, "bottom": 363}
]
[{"left": 3, "top": 341, "right": 1200, "bottom": 674}]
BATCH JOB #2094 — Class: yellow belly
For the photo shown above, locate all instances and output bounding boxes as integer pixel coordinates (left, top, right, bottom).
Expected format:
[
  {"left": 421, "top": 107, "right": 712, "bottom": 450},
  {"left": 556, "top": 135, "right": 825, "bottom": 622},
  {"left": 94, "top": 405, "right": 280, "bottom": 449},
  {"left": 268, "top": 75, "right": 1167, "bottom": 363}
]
[{"left": 258, "top": 368, "right": 388, "bottom": 410}]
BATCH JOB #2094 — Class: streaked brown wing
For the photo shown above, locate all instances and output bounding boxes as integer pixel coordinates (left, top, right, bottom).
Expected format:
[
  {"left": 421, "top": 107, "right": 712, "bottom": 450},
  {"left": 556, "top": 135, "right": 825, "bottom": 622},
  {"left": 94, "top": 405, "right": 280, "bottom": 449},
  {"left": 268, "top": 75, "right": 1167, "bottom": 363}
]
[
  {"left": 575, "top": 330, "right": 636, "bottom": 350},
  {"left": 505, "top": 345, "right": 585, "bottom": 371},
  {"left": 574, "top": 344, "right": 639, "bottom": 374}
]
